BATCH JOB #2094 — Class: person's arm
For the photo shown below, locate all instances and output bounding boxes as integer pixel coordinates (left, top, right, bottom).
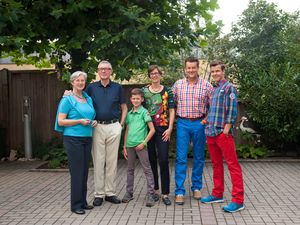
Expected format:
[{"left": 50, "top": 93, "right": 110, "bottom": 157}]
[
  {"left": 223, "top": 123, "right": 232, "bottom": 136},
  {"left": 223, "top": 86, "right": 238, "bottom": 136},
  {"left": 202, "top": 83, "right": 213, "bottom": 125},
  {"left": 135, "top": 121, "right": 155, "bottom": 151},
  {"left": 123, "top": 125, "right": 129, "bottom": 160},
  {"left": 162, "top": 108, "right": 175, "bottom": 142},
  {"left": 171, "top": 82, "right": 178, "bottom": 105},
  {"left": 58, "top": 113, "right": 90, "bottom": 126},
  {"left": 120, "top": 103, "right": 128, "bottom": 126}
]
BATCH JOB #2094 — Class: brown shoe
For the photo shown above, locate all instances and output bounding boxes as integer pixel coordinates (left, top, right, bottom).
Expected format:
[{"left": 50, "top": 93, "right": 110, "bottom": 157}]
[
  {"left": 193, "top": 189, "right": 201, "bottom": 200},
  {"left": 175, "top": 195, "right": 184, "bottom": 205}
]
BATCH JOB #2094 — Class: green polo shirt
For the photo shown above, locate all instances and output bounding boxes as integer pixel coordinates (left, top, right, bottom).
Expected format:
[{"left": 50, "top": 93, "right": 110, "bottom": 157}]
[{"left": 125, "top": 106, "right": 152, "bottom": 148}]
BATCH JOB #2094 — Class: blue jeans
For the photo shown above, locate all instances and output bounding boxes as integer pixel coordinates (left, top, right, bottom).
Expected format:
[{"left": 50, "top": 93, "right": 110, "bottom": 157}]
[{"left": 175, "top": 118, "right": 206, "bottom": 196}]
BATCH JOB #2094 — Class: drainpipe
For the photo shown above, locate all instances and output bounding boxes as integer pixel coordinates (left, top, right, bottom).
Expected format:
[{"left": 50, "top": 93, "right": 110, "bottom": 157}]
[{"left": 23, "top": 96, "right": 32, "bottom": 159}]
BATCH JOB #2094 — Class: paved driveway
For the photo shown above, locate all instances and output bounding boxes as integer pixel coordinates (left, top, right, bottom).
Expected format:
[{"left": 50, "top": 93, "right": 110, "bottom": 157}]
[{"left": 0, "top": 159, "right": 299, "bottom": 225}]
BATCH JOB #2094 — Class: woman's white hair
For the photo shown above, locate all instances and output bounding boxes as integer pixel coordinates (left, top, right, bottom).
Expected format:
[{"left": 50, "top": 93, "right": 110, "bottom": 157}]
[{"left": 70, "top": 71, "right": 87, "bottom": 82}]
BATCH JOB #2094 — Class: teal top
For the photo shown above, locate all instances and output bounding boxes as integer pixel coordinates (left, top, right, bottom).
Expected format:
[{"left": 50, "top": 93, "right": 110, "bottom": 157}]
[
  {"left": 55, "top": 92, "right": 96, "bottom": 137},
  {"left": 125, "top": 106, "right": 152, "bottom": 147}
]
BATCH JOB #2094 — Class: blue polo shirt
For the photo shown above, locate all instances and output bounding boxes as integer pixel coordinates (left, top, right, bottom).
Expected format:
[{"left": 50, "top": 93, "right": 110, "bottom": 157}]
[{"left": 85, "top": 80, "right": 126, "bottom": 121}]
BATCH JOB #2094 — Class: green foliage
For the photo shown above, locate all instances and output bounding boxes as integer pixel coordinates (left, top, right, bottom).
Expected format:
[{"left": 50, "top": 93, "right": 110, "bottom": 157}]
[
  {"left": 239, "top": 64, "right": 300, "bottom": 147},
  {"left": 0, "top": 0, "right": 219, "bottom": 81},
  {"left": 46, "top": 148, "right": 68, "bottom": 169},
  {"left": 33, "top": 137, "right": 68, "bottom": 169},
  {"left": 236, "top": 145, "right": 269, "bottom": 159},
  {"left": 205, "top": 0, "right": 300, "bottom": 151}
]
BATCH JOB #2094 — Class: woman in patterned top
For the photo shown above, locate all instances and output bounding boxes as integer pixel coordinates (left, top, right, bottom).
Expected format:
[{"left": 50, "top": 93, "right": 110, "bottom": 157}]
[{"left": 142, "top": 65, "right": 175, "bottom": 205}]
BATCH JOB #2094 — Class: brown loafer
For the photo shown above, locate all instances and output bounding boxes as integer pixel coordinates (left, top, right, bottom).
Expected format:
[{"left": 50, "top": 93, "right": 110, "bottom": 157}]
[
  {"left": 175, "top": 195, "right": 184, "bottom": 205},
  {"left": 193, "top": 190, "right": 201, "bottom": 200}
]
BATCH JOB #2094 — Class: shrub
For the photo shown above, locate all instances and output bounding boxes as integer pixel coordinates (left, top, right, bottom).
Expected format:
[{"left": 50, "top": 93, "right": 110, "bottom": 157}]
[
  {"left": 236, "top": 145, "right": 269, "bottom": 159},
  {"left": 239, "top": 63, "right": 300, "bottom": 151},
  {"left": 33, "top": 137, "right": 68, "bottom": 169}
]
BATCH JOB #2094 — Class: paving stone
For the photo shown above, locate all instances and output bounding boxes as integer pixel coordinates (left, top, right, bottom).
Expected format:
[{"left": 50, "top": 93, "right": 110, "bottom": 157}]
[{"left": 0, "top": 160, "right": 300, "bottom": 224}]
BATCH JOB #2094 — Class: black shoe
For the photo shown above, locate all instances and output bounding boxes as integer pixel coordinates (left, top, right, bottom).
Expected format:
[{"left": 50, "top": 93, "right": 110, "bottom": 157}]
[
  {"left": 72, "top": 209, "right": 85, "bottom": 215},
  {"left": 93, "top": 197, "right": 103, "bottom": 206},
  {"left": 152, "top": 193, "right": 160, "bottom": 202},
  {"left": 105, "top": 195, "right": 121, "bottom": 204},
  {"left": 83, "top": 204, "right": 94, "bottom": 210},
  {"left": 162, "top": 196, "right": 172, "bottom": 206}
]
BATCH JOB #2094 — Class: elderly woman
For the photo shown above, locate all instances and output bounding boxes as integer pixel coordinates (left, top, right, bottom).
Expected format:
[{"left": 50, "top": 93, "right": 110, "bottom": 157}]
[
  {"left": 55, "top": 71, "right": 97, "bottom": 215},
  {"left": 142, "top": 65, "right": 175, "bottom": 205}
]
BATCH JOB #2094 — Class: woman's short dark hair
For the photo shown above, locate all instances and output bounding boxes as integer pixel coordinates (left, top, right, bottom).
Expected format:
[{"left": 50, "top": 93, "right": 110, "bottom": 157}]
[{"left": 147, "top": 65, "right": 162, "bottom": 77}]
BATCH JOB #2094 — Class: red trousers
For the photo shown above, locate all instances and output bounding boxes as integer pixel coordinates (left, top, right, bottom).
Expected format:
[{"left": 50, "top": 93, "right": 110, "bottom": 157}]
[{"left": 206, "top": 133, "right": 244, "bottom": 204}]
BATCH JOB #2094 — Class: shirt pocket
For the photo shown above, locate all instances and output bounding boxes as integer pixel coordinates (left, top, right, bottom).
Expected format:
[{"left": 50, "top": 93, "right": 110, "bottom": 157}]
[{"left": 217, "top": 90, "right": 225, "bottom": 105}]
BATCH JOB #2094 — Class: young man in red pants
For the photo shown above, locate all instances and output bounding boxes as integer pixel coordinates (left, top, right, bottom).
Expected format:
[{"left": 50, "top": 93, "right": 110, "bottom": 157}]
[{"left": 201, "top": 60, "right": 245, "bottom": 213}]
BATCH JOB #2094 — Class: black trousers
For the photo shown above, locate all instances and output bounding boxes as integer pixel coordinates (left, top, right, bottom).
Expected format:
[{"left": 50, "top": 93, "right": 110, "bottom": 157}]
[
  {"left": 147, "top": 126, "right": 170, "bottom": 195},
  {"left": 63, "top": 136, "right": 92, "bottom": 211}
]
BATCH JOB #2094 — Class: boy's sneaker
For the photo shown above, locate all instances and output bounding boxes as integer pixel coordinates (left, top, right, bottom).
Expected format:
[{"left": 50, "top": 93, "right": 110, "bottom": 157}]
[
  {"left": 223, "top": 202, "right": 245, "bottom": 213},
  {"left": 146, "top": 194, "right": 155, "bottom": 207},
  {"left": 201, "top": 195, "right": 224, "bottom": 204},
  {"left": 152, "top": 193, "right": 160, "bottom": 202},
  {"left": 122, "top": 192, "right": 133, "bottom": 203}
]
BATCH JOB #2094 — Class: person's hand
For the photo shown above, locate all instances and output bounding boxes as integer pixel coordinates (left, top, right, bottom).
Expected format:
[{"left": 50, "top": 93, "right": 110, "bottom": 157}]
[
  {"left": 90, "top": 120, "right": 98, "bottom": 127},
  {"left": 223, "top": 124, "right": 231, "bottom": 137},
  {"left": 223, "top": 129, "right": 230, "bottom": 136},
  {"left": 201, "top": 119, "right": 207, "bottom": 125},
  {"left": 135, "top": 143, "right": 145, "bottom": 151},
  {"left": 80, "top": 119, "right": 90, "bottom": 126},
  {"left": 123, "top": 147, "right": 128, "bottom": 160},
  {"left": 162, "top": 128, "right": 172, "bottom": 142},
  {"left": 63, "top": 90, "right": 72, "bottom": 96}
]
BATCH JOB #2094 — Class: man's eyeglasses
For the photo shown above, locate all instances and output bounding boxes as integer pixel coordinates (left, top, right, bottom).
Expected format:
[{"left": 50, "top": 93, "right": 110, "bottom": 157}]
[{"left": 98, "top": 68, "right": 112, "bottom": 71}]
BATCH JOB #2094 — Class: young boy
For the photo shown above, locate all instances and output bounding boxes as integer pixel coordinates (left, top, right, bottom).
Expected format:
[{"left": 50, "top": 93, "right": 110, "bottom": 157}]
[
  {"left": 201, "top": 60, "right": 245, "bottom": 213},
  {"left": 122, "top": 88, "right": 158, "bottom": 207}
]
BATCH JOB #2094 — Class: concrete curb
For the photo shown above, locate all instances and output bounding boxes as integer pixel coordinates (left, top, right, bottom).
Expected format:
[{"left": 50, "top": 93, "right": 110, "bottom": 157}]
[{"left": 29, "top": 158, "right": 300, "bottom": 172}]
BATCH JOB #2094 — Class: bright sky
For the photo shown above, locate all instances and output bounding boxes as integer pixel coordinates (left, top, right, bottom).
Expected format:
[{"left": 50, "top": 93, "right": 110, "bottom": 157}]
[{"left": 213, "top": 0, "right": 300, "bottom": 34}]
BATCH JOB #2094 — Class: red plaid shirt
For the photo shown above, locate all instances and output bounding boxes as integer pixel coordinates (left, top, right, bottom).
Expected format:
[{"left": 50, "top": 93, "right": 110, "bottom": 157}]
[{"left": 172, "top": 77, "right": 212, "bottom": 118}]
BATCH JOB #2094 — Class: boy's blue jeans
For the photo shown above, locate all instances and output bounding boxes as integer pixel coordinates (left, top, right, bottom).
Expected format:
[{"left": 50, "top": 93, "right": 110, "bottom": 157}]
[{"left": 175, "top": 118, "right": 206, "bottom": 196}]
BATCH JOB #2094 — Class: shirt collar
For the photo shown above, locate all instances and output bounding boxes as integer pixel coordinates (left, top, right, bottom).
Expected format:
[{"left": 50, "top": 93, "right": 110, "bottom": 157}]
[
  {"left": 214, "top": 79, "right": 227, "bottom": 87},
  {"left": 98, "top": 80, "right": 111, "bottom": 87},
  {"left": 185, "top": 77, "right": 199, "bottom": 85},
  {"left": 129, "top": 106, "right": 143, "bottom": 114}
]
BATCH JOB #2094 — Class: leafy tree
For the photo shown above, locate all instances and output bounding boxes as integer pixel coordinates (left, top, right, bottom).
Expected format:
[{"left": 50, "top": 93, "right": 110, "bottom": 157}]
[
  {"left": 0, "top": 0, "right": 219, "bottom": 81},
  {"left": 228, "top": 0, "right": 300, "bottom": 151}
]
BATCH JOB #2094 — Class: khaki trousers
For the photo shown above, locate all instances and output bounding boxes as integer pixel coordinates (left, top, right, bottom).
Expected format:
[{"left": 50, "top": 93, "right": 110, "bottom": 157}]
[{"left": 92, "top": 122, "right": 122, "bottom": 198}]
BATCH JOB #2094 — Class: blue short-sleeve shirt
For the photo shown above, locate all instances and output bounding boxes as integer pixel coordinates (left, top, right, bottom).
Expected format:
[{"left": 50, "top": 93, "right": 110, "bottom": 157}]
[
  {"left": 85, "top": 80, "right": 126, "bottom": 121},
  {"left": 57, "top": 95, "right": 96, "bottom": 137}
]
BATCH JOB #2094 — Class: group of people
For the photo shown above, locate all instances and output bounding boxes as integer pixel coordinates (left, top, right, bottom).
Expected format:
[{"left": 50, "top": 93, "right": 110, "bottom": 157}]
[{"left": 55, "top": 57, "right": 245, "bottom": 215}]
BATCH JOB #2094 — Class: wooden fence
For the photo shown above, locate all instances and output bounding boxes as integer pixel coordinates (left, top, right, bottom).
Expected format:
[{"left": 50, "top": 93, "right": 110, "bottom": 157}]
[
  {"left": 0, "top": 70, "right": 248, "bottom": 158},
  {"left": 0, "top": 69, "right": 68, "bottom": 157}
]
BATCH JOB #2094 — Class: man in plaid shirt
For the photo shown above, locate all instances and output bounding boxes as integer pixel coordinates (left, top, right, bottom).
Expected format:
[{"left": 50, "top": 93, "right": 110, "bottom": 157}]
[
  {"left": 172, "top": 57, "right": 212, "bottom": 205},
  {"left": 201, "top": 60, "right": 245, "bottom": 213}
]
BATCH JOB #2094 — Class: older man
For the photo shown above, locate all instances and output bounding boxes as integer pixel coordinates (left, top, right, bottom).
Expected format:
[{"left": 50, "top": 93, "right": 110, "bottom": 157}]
[
  {"left": 86, "top": 60, "right": 127, "bottom": 206},
  {"left": 172, "top": 57, "right": 212, "bottom": 205}
]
